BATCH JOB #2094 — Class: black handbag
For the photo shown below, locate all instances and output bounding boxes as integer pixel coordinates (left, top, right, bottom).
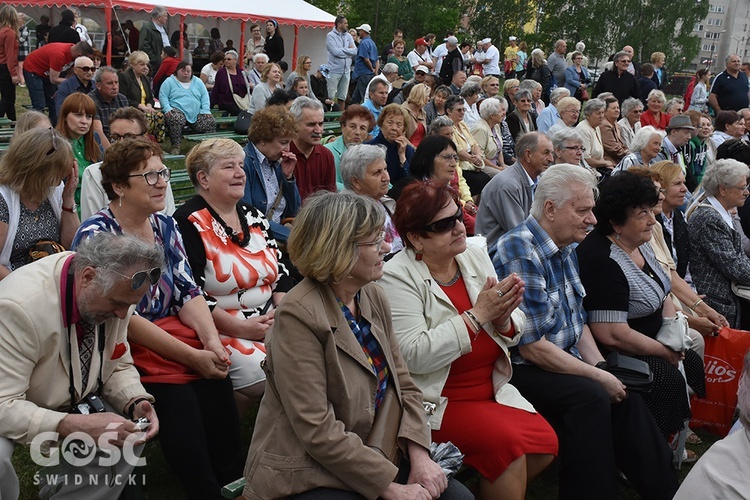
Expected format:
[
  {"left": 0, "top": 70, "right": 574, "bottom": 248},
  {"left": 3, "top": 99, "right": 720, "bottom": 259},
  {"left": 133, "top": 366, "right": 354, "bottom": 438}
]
[
  {"left": 234, "top": 110, "right": 252, "bottom": 135},
  {"left": 598, "top": 351, "right": 653, "bottom": 393}
]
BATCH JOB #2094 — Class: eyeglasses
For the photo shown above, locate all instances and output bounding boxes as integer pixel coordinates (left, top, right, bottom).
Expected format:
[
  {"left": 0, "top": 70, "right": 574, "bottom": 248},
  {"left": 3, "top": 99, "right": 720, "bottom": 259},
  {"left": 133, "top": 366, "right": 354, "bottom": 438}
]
[
  {"left": 657, "top": 188, "right": 667, "bottom": 195},
  {"left": 46, "top": 127, "right": 58, "bottom": 156},
  {"left": 76, "top": 66, "right": 95, "bottom": 73},
  {"left": 110, "top": 132, "right": 145, "bottom": 142},
  {"left": 128, "top": 167, "right": 171, "bottom": 186},
  {"left": 355, "top": 230, "right": 386, "bottom": 248},
  {"left": 110, "top": 267, "right": 162, "bottom": 290},
  {"left": 619, "top": 59, "right": 631, "bottom": 64},
  {"left": 563, "top": 146, "right": 586, "bottom": 152},
  {"left": 438, "top": 153, "right": 460, "bottom": 161},
  {"left": 729, "top": 184, "right": 750, "bottom": 192},
  {"left": 424, "top": 206, "right": 463, "bottom": 233}
]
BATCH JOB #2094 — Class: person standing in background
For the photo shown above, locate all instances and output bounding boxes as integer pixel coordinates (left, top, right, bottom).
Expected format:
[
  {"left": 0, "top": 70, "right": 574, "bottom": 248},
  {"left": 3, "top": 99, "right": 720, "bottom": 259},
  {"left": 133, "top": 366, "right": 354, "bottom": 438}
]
[
  {"left": 16, "top": 12, "right": 28, "bottom": 87},
  {"left": 0, "top": 6, "right": 19, "bottom": 120}
]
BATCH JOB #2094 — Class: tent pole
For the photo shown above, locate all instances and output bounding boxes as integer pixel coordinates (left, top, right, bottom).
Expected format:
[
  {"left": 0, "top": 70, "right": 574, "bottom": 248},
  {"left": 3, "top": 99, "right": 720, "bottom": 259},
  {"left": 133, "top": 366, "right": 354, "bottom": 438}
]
[
  {"left": 105, "top": 6, "right": 112, "bottom": 66},
  {"left": 293, "top": 24, "right": 299, "bottom": 70},
  {"left": 180, "top": 15, "right": 185, "bottom": 58},
  {"left": 239, "top": 20, "right": 246, "bottom": 69}
]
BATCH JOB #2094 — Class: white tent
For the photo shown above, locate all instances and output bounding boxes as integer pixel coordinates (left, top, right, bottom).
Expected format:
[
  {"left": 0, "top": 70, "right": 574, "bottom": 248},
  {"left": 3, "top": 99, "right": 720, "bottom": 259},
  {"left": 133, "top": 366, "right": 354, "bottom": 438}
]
[{"left": 10, "top": 0, "right": 335, "bottom": 70}]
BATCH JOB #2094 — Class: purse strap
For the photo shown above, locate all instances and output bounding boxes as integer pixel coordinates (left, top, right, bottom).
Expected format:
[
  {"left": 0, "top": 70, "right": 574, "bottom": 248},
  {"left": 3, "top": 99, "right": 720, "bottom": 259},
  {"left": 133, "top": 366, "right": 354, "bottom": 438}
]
[{"left": 266, "top": 179, "right": 285, "bottom": 220}]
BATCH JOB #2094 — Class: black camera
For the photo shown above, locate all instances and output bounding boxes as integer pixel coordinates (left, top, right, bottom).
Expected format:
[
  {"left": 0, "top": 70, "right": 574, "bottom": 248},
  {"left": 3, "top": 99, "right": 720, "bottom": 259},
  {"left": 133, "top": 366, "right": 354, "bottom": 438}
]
[{"left": 71, "top": 393, "right": 106, "bottom": 414}]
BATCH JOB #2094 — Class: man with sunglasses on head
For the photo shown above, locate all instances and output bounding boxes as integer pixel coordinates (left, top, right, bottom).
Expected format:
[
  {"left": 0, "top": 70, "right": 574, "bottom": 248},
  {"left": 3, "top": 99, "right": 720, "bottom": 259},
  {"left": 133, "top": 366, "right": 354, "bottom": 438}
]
[
  {"left": 0, "top": 233, "right": 163, "bottom": 499},
  {"left": 80, "top": 107, "right": 176, "bottom": 220},
  {"left": 593, "top": 51, "right": 639, "bottom": 105},
  {"left": 54, "top": 56, "right": 96, "bottom": 118},
  {"left": 476, "top": 132, "right": 555, "bottom": 258}
]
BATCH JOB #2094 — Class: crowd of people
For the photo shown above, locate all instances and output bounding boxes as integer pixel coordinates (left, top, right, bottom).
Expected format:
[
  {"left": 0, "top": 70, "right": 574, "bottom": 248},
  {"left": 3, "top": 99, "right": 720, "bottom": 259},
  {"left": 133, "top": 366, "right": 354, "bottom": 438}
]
[{"left": 2, "top": 4, "right": 750, "bottom": 500}]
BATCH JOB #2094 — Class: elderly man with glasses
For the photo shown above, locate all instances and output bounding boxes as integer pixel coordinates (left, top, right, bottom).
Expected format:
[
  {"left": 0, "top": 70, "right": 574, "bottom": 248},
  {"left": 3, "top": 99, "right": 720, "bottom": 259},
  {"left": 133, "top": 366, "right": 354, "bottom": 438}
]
[
  {"left": 593, "top": 51, "right": 639, "bottom": 104},
  {"left": 54, "top": 56, "right": 95, "bottom": 117}
]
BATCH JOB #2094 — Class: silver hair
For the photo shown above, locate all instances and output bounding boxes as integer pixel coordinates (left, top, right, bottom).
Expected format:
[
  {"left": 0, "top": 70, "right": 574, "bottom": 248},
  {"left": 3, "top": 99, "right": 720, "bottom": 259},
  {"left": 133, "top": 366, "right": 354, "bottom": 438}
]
[
  {"left": 739, "top": 350, "right": 750, "bottom": 427},
  {"left": 515, "top": 89, "right": 533, "bottom": 102},
  {"left": 583, "top": 98, "right": 606, "bottom": 118},
  {"left": 576, "top": 41, "right": 586, "bottom": 52},
  {"left": 530, "top": 163, "right": 598, "bottom": 220},
  {"left": 151, "top": 6, "right": 168, "bottom": 18},
  {"left": 613, "top": 51, "right": 629, "bottom": 63},
  {"left": 519, "top": 79, "right": 541, "bottom": 92},
  {"left": 460, "top": 83, "right": 481, "bottom": 98},
  {"left": 702, "top": 159, "right": 750, "bottom": 197},
  {"left": 253, "top": 53, "right": 269, "bottom": 63},
  {"left": 428, "top": 116, "right": 454, "bottom": 135},
  {"left": 550, "top": 87, "right": 571, "bottom": 105},
  {"left": 530, "top": 48, "right": 546, "bottom": 67},
  {"left": 647, "top": 89, "right": 666, "bottom": 103},
  {"left": 224, "top": 50, "right": 239, "bottom": 60},
  {"left": 630, "top": 125, "right": 665, "bottom": 152},
  {"left": 664, "top": 97, "right": 684, "bottom": 114},
  {"left": 382, "top": 62, "right": 399, "bottom": 75},
  {"left": 289, "top": 96, "right": 324, "bottom": 120},
  {"left": 479, "top": 97, "right": 507, "bottom": 120},
  {"left": 551, "top": 127, "right": 584, "bottom": 150},
  {"left": 94, "top": 66, "right": 117, "bottom": 83},
  {"left": 72, "top": 233, "right": 165, "bottom": 295},
  {"left": 620, "top": 97, "right": 643, "bottom": 116},
  {"left": 340, "top": 144, "right": 387, "bottom": 191},
  {"left": 515, "top": 131, "right": 544, "bottom": 158}
]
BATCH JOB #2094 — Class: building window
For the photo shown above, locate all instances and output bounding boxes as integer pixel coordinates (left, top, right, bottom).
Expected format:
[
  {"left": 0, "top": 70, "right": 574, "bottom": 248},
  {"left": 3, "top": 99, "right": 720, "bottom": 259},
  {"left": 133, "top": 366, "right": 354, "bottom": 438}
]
[{"left": 694, "top": 23, "right": 704, "bottom": 31}]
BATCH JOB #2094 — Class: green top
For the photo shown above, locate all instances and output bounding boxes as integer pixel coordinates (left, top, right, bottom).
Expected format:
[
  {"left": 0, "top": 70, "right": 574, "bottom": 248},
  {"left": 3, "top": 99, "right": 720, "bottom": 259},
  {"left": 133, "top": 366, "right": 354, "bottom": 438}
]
[{"left": 388, "top": 55, "right": 413, "bottom": 81}]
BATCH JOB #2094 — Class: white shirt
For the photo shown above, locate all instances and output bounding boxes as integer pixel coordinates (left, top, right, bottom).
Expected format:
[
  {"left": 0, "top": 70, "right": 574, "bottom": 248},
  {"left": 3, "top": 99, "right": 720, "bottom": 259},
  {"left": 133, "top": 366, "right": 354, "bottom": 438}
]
[
  {"left": 475, "top": 44, "right": 500, "bottom": 75},
  {"left": 706, "top": 195, "right": 735, "bottom": 230},
  {"left": 201, "top": 63, "right": 218, "bottom": 86},
  {"left": 407, "top": 49, "right": 430, "bottom": 71},
  {"left": 432, "top": 43, "right": 448, "bottom": 74}
]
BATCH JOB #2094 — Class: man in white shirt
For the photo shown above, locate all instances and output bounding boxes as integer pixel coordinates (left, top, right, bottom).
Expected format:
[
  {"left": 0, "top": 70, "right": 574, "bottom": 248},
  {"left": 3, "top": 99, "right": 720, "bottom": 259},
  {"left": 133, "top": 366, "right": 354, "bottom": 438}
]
[
  {"left": 432, "top": 31, "right": 454, "bottom": 75},
  {"left": 475, "top": 38, "right": 500, "bottom": 78},
  {"left": 407, "top": 38, "right": 434, "bottom": 74}
]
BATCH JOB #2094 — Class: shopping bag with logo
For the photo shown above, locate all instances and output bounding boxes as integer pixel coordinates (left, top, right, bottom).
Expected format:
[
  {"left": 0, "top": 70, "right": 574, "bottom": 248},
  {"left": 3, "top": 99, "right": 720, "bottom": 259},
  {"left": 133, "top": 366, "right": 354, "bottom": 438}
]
[{"left": 690, "top": 326, "right": 750, "bottom": 437}]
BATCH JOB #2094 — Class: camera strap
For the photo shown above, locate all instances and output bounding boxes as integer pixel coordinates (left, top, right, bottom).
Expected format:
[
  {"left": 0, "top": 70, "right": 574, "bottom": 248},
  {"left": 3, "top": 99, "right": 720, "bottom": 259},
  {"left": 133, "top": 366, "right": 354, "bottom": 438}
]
[{"left": 66, "top": 263, "right": 105, "bottom": 406}]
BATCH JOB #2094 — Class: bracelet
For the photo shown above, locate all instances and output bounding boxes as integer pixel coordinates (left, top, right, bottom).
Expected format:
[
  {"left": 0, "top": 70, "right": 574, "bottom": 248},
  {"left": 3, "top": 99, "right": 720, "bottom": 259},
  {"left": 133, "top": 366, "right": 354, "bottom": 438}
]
[
  {"left": 127, "top": 397, "right": 151, "bottom": 419},
  {"left": 463, "top": 310, "right": 481, "bottom": 335},
  {"left": 690, "top": 299, "right": 704, "bottom": 311}
]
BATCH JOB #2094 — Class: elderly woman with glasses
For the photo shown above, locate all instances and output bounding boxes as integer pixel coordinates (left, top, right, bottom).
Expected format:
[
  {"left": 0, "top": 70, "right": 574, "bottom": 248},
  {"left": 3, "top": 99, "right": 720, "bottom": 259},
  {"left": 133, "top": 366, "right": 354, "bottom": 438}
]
[
  {"left": 444, "top": 95, "right": 490, "bottom": 197},
  {"left": 641, "top": 90, "right": 670, "bottom": 131},
  {"left": 211, "top": 50, "right": 249, "bottom": 116},
  {"left": 506, "top": 89, "right": 537, "bottom": 141},
  {"left": 503, "top": 78, "right": 520, "bottom": 114},
  {"left": 381, "top": 181, "right": 557, "bottom": 500},
  {"left": 0, "top": 127, "right": 79, "bottom": 279},
  {"left": 72, "top": 139, "right": 244, "bottom": 499},
  {"left": 244, "top": 191, "right": 472, "bottom": 500},
  {"left": 577, "top": 172, "right": 705, "bottom": 441},
  {"left": 340, "top": 144, "right": 403, "bottom": 255},
  {"left": 480, "top": 75, "right": 500, "bottom": 99},
  {"left": 618, "top": 97, "right": 644, "bottom": 149},
  {"left": 471, "top": 97, "right": 508, "bottom": 172},
  {"left": 575, "top": 98, "right": 615, "bottom": 172},
  {"left": 688, "top": 159, "right": 750, "bottom": 329},
  {"left": 244, "top": 23, "right": 265, "bottom": 68}
]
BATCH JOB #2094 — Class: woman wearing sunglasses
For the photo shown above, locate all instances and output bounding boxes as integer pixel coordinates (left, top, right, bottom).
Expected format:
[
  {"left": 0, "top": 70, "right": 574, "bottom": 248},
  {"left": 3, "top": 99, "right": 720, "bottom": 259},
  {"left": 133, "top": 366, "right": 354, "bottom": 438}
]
[
  {"left": 173, "top": 138, "right": 294, "bottom": 415},
  {"left": 0, "top": 127, "right": 79, "bottom": 280},
  {"left": 381, "top": 181, "right": 558, "bottom": 500},
  {"left": 72, "top": 139, "right": 244, "bottom": 500}
]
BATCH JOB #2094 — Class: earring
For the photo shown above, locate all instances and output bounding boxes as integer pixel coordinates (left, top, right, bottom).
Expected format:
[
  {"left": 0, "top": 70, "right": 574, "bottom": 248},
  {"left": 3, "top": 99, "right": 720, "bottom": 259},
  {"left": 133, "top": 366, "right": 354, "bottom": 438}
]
[
  {"left": 615, "top": 233, "right": 620, "bottom": 240},
  {"left": 119, "top": 195, "right": 123, "bottom": 207},
  {"left": 415, "top": 251, "right": 423, "bottom": 261}
]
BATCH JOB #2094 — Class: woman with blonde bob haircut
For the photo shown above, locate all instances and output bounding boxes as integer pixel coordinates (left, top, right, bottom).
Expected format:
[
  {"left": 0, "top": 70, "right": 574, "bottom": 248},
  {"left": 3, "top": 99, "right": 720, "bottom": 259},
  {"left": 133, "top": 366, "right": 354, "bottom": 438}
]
[
  {"left": 402, "top": 83, "right": 430, "bottom": 147},
  {"left": 244, "top": 190, "right": 472, "bottom": 499},
  {"left": 0, "top": 127, "right": 79, "bottom": 277}
]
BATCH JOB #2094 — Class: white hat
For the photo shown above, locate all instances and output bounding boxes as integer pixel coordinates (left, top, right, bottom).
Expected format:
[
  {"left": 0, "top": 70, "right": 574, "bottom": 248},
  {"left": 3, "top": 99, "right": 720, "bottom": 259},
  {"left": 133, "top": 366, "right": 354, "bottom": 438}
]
[
  {"left": 509, "top": 36, "right": 517, "bottom": 41},
  {"left": 445, "top": 36, "right": 459, "bottom": 45},
  {"left": 481, "top": 38, "right": 491, "bottom": 45},
  {"left": 415, "top": 65, "right": 429, "bottom": 74},
  {"left": 355, "top": 23, "right": 371, "bottom": 33}
]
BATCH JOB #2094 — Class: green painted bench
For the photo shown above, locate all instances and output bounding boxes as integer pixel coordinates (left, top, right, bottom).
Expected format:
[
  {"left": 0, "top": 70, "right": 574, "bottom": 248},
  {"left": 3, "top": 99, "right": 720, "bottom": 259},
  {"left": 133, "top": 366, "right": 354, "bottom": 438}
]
[{"left": 169, "top": 168, "right": 195, "bottom": 207}]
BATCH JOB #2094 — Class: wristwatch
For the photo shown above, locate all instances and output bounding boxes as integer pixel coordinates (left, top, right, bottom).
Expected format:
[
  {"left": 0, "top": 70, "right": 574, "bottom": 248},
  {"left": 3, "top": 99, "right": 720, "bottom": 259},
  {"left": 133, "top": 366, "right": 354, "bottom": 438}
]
[{"left": 62, "top": 203, "right": 77, "bottom": 213}]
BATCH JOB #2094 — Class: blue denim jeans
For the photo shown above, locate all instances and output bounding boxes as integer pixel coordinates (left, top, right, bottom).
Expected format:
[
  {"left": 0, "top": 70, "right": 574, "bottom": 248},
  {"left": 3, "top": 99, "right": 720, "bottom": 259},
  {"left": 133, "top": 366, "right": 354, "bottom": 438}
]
[{"left": 23, "top": 70, "right": 58, "bottom": 125}]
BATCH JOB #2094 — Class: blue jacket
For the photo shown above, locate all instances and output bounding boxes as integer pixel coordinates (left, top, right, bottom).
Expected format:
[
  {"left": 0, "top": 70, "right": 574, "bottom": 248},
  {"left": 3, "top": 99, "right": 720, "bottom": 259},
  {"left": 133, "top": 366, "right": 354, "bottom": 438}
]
[
  {"left": 564, "top": 65, "right": 590, "bottom": 97},
  {"left": 241, "top": 142, "right": 301, "bottom": 242}
]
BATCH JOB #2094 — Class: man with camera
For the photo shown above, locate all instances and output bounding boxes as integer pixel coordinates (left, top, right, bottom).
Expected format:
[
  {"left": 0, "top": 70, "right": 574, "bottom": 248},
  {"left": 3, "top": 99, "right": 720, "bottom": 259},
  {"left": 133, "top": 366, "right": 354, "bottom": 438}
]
[{"left": 0, "top": 233, "right": 163, "bottom": 499}]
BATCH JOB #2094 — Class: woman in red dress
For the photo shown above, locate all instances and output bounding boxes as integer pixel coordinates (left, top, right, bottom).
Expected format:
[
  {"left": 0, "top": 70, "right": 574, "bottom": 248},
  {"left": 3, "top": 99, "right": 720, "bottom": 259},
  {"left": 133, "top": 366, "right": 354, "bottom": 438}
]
[{"left": 381, "top": 181, "right": 558, "bottom": 500}]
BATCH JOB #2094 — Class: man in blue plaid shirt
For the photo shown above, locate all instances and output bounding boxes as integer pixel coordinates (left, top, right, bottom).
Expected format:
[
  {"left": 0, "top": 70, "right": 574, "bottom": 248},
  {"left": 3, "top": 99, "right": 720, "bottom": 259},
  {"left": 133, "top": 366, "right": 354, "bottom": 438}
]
[{"left": 494, "top": 163, "right": 678, "bottom": 500}]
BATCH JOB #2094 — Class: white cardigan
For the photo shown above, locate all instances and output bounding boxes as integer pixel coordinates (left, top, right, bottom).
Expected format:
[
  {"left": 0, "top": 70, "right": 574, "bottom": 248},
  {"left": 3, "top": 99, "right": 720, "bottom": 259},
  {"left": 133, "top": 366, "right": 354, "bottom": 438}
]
[{"left": 380, "top": 245, "right": 534, "bottom": 429}]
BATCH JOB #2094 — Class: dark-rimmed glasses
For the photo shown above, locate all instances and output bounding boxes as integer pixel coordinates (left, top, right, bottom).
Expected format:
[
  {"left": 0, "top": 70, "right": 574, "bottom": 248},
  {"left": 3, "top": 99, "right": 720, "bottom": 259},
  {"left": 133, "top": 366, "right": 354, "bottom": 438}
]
[
  {"left": 110, "top": 132, "right": 145, "bottom": 142},
  {"left": 76, "top": 66, "right": 95, "bottom": 73},
  {"left": 110, "top": 267, "right": 162, "bottom": 290},
  {"left": 424, "top": 206, "right": 463, "bottom": 233},
  {"left": 128, "top": 167, "right": 171, "bottom": 186}
]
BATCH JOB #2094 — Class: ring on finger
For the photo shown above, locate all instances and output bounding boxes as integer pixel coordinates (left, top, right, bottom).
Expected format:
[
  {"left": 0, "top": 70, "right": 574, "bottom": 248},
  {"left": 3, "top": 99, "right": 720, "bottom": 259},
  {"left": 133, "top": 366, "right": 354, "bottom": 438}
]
[{"left": 496, "top": 289, "right": 504, "bottom": 298}]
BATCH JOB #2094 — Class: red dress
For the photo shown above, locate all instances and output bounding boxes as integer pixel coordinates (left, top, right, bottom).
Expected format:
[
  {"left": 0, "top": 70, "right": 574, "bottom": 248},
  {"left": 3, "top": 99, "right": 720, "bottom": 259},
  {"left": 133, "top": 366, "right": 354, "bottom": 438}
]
[
  {"left": 431, "top": 276, "right": 558, "bottom": 481},
  {"left": 640, "top": 110, "right": 671, "bottom": 131}
]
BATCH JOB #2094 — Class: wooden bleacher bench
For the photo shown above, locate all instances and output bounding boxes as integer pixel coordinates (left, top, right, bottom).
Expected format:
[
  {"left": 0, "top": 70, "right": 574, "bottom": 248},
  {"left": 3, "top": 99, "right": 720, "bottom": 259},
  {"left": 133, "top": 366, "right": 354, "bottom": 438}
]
[
  {"left": 221, "top": 478, "right": 246, "bottom": 498},
  {"left": 169, "top": 169, "right": 195, "bottom": 207},
  {"left": 324, "top": 111, "right": 342, "bottom": 121},
  {"left": 184, "top": 132, "right": 249, "bottom": 143},
  {"left": 0, "top": 118, "right": 14, "bottom": 127}
]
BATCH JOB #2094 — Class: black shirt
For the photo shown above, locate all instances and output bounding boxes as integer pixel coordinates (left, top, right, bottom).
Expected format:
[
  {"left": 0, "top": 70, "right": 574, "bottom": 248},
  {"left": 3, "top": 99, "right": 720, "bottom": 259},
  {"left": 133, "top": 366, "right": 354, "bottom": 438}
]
[{"left": 710, "top": 69, "right": 750, "bottom": 111}]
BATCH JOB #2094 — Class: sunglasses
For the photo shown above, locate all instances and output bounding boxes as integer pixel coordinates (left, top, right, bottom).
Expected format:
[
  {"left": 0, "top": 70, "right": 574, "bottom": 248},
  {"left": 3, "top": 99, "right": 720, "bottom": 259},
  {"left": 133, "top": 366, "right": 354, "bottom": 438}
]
[
  {"left": 424, "top": 205, "right": 463, "bottom": 233},
  {"left": 110, "top": 267, "right": 162, "bottom": 290},
  {"left": 128, "top": 167, "right": 171, "bottom": 186},
  {"left": 77, "top": 66, "right": 95, "bottom": 73},
  {"left": 46, "top": 127, "right": 58, "bottom": 156}
]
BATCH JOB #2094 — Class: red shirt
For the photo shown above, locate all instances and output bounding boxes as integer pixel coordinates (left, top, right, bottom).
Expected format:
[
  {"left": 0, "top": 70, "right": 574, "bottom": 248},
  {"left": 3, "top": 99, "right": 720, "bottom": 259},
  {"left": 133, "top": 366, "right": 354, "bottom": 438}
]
[
  {"left": 289, "top": 141, "right": 336, "bottom": 200},
  {"left": 0, "top": 27, "right": 18, "bottom": 75},
  {"left": 23, "top": 42, "right": 75, "bottom": 76},
  {"left": 640, "top": 110, "right": 671, "bottom": 131}
]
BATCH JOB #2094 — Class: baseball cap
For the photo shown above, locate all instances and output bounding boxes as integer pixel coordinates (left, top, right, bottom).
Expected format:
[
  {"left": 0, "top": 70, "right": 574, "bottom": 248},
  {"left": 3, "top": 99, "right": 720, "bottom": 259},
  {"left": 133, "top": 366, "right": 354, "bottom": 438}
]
[
  {"left": 415, "top": 65, "right": 429, "bottom": 74},
  {"left": 445, "top": 36, "right": 459, "bottom": 45},
  {"left": 319, "top": 64, "right": 331, "bottom": 78},
  {"left": 415, "top": 38, "right": 428, "bottom": 47},
  {"left": 356, "top": 24, "right": 371, "bottom": 33},
  {"left": 509, "top": 36, "right": 517, "bottom": 41}
]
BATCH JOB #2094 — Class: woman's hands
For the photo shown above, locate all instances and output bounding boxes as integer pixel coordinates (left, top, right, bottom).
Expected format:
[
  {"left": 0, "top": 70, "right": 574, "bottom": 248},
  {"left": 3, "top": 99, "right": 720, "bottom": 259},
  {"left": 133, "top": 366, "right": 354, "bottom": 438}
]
[
  {"left": 62, "top": 161, "right": 78, "bottom": 208},
  {"left": 394, "top": 136, "right": 410, "bottom": 165},
  {"left": 463, "top": 200, "right": 477, "bottom": 215},
  {"left": 381, "top": 444, "right": 447, "bottom": 500},
  {"left": 469, "top": 274, "right": 525, "bottom": 332},
  {"left": 280, "top": 150, "right": 297, "bottom": 180},
  {"left": 235, "top": 313, "right": 274, "bottom": 341}
]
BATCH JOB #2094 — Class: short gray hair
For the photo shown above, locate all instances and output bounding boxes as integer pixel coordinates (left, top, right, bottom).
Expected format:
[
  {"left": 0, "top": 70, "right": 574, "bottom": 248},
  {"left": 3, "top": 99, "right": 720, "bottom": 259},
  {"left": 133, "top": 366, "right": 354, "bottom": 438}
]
[
  {"left": 460, "top": 83, "right": 481, "bottom": 98},
  {"left": 72, "top": 233, "right": 165, "bottom": 295},
  {"left": 530, "top": 163, "right": 598, "bottom": 219},
  {"left": 519, "top": 79, "right": 541, "bottom": 92},
  {"left": 289, "top": 96, "right": 324, "bottom": 120},
  {"left": 382, "top": 62, "right": 399, "bottom": 75},
  {"left": 621, "top": 97, "right": 643, "bottom": 116},
  {"left": 340, "top": 144, "right": 387, "bottom": 190},
  {"left": 94, "top": 66, "right": 117, "bottom": 83},
  {"left": 253, "top": 53, "right": 269, "bottom": 63},
  {"left": 702, "top": 159, "right": 750, "bottom": 197},
  {"left": 428, "top": 116, "right": 453, "bottom": 135},
  {"left": 664, "top": 98, "right": 684, "bottom": 114},
  {"left": 630, "top": 125, "right": 665, "bottom": 152},
  {"left": 479, "top": 97, "right": 507, "bottom": 120},
  {"left": 224, "top": 50, "right": 239, "bottom": 60},
  {"left": 514, "top": 89, "right": 532, "bottom": 103},
  {"left": 583, "top": 98, "right": 605, "bottom": 118},
  {"left": 647, "top": 89, "right": 666, "bottom": 104},
  {"left": 551, "top": 127, "right": 583, "bottom": 150},
  {"left": 613, "top": 51, "right": 629, "bottom": 63},
  {"left": 515, "top": 131, "right": 544, "bottom": 158},
  {"left": 550, "top": 87, "right": 571, "bottom": 105},
  {"left": 151, "top": 6, "right": 168, "bottom": 18}
]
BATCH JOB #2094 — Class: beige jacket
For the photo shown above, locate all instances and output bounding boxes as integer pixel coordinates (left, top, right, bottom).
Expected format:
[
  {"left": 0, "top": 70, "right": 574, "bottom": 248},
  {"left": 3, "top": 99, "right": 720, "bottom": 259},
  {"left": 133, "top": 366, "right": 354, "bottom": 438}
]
[
  {"left": 380, "top": 246, "right": 534, "bottom": 430},
  {"left": 243, "top": 278, "right": 430, "bottom": 499}
]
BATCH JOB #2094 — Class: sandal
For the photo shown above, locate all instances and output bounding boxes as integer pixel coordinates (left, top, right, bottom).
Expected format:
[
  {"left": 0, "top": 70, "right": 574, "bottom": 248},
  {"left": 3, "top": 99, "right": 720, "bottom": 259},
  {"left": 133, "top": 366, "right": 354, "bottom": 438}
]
[
  {"left": 683, "top": 449, "right": 699, "bottom": 463},
  {"left": 686, "top": 432, "right": 703, "bottom": 445}
]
